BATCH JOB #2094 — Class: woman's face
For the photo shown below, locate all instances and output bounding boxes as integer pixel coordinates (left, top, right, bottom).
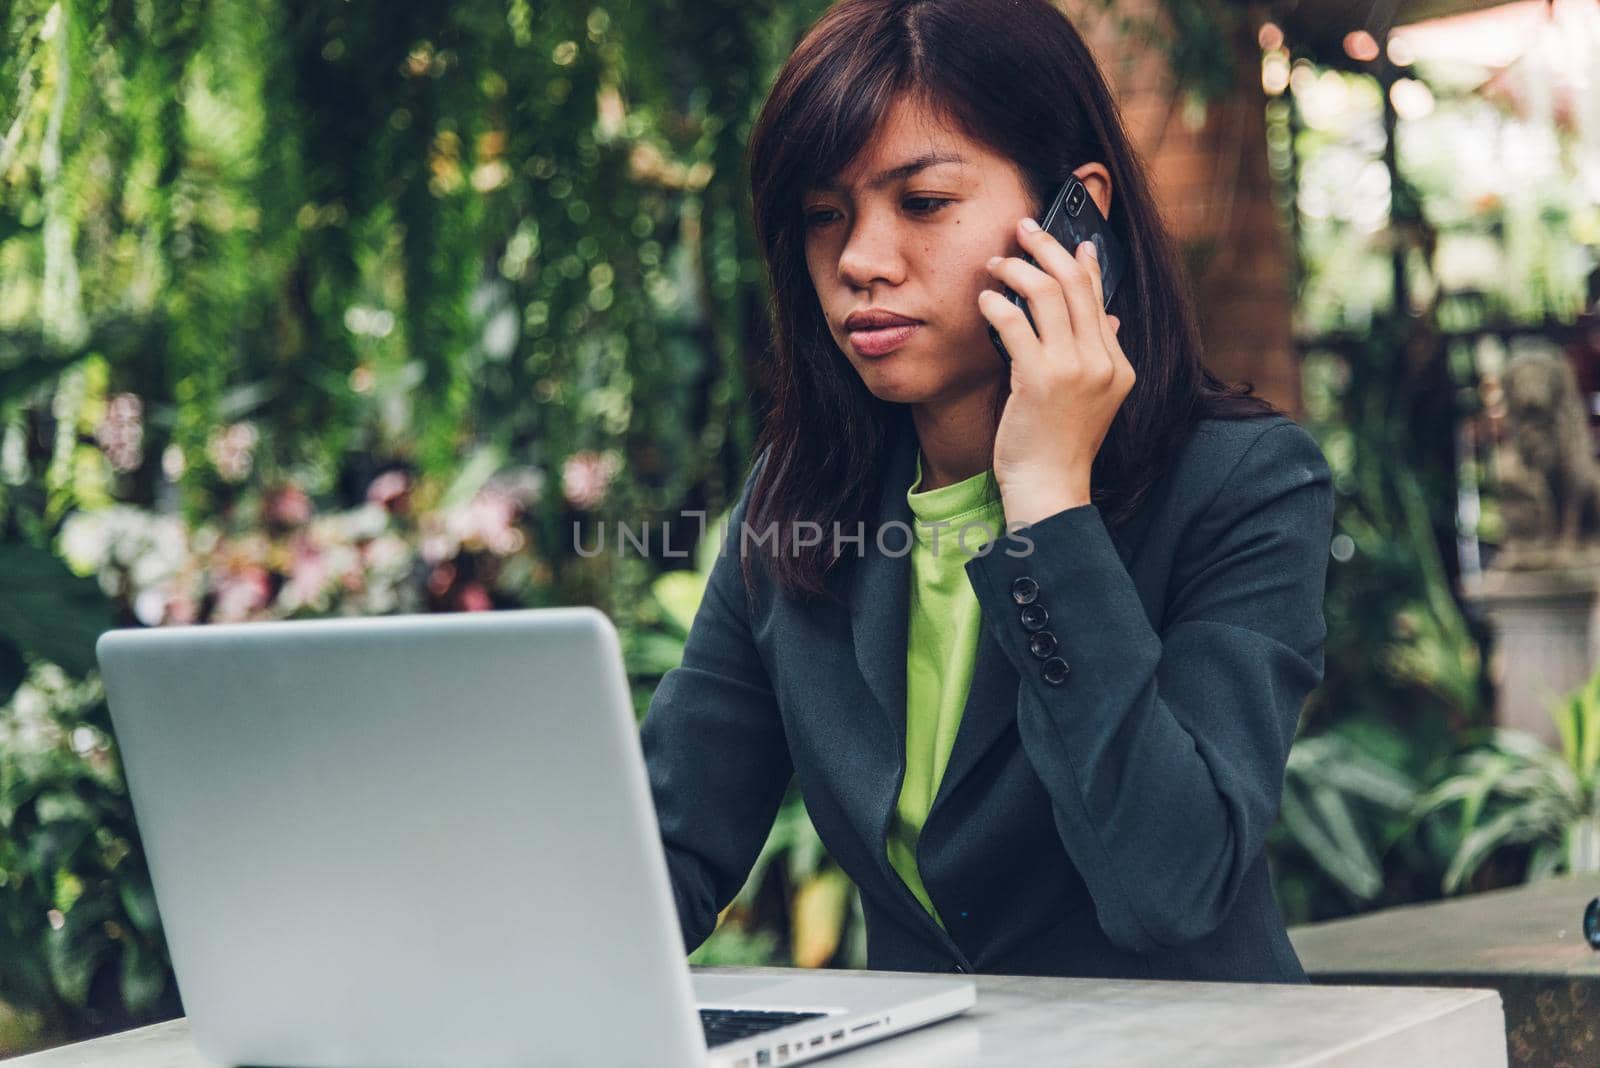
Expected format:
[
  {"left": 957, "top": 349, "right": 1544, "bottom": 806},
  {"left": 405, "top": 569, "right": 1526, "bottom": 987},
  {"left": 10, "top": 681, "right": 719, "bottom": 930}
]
[{"left": 800, "top": 94, "right": 1044, "bottom": 406}]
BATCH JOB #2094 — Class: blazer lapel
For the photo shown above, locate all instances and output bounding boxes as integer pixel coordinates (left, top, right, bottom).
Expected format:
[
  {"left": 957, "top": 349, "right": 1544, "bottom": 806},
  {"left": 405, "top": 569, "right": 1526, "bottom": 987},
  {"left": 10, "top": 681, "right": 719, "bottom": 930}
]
[
  {"left": 847, "top": 418, "right": 918, "bottom": 744},
  {"left": 928, "top": 614, "right": 1017, "bottom": 819}
]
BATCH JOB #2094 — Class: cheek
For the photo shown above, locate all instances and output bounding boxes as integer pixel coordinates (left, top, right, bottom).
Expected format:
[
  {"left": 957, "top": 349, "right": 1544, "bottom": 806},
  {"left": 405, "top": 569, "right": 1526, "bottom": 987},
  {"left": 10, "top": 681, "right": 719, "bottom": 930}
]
[
  {"left": 927, "top": 230, "right": 1003, "bottom": 315},
  {"left": 934, "top": 255, "right": 998, "bottom": 321}
]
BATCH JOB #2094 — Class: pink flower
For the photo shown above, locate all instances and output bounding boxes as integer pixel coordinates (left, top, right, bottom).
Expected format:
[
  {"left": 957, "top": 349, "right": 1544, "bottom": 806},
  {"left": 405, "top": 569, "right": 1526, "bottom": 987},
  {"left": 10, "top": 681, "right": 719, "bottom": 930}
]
[
  {"left": 561, "top": 450, "right": 622, "bottom": 510},
  {"left": 264, "top": 484, "right": 313, "bottom": 527},
  {"left": 167, "top": 595, "right": 199, "bottom": 625},
  {"left": 366, "top": 470, "right": 412, "bottom": 512},
  {"left": 96, "top": 394, "right": 144, "bottom": 473},
  {"left": 279, "top": 537, "right": 329, "bottom": 610},
  {"left": 207, "top": 423, "right": 259, "bottom": 483},
  {"left": 457, "top": 583, "right": 492, "bottom": 612},
  {"left": 212, "top": 564, "right": 273, "bottom": 622},
  {"left": 449, "top": 486, "right": 523, "bottom": 555},
  {"left": 420, "top": 531, "right": 454, "bottom": 565},
  {"left": 427, "top": 562, "right": 457, "bottom": 597}
]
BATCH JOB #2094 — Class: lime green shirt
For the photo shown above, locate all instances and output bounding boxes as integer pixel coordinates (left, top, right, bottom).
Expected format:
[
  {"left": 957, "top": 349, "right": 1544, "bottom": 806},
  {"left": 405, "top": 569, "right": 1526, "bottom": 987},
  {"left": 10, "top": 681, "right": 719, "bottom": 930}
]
[{"left": 886, "top": 449, "right": 1007, "bottom": 929}]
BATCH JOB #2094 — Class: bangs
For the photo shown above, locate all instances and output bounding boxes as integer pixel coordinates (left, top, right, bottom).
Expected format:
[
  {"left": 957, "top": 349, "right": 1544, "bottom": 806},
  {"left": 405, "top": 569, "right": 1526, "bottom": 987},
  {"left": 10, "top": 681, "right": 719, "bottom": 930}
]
[
  {"left": 757, "top": 40, "right": 979, "bottom": 228},
  {"left": 779, "top": 72, "right": 906, "bottom": 219}
]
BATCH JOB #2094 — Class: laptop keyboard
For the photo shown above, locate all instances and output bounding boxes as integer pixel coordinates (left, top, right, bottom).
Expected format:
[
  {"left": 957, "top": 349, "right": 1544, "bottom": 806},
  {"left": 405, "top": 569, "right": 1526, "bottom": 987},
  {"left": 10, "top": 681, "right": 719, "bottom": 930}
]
[{"left": 699, "top": 1007, "right": 829, "bottom": 1048}]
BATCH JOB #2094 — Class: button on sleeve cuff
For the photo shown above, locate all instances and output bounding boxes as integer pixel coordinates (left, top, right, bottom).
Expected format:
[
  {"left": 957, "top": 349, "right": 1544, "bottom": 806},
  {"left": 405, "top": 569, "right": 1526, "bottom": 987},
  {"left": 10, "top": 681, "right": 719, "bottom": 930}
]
[{"left": 964, "top": 503, "right": 1162, "bottom": 699}]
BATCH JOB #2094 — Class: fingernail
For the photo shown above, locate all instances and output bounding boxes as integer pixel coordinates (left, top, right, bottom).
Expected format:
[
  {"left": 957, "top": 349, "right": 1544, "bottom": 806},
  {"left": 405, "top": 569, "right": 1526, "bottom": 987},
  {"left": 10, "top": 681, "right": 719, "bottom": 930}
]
[
  {"left": 1020, "top": 217, "right": 1040, "bottom": 232},
  {"left": 1081, "top": 241, "right": 1098, "bottom": 260},
  {"left": 987, "top": 255, "right": 1002, "bottom": 267}
]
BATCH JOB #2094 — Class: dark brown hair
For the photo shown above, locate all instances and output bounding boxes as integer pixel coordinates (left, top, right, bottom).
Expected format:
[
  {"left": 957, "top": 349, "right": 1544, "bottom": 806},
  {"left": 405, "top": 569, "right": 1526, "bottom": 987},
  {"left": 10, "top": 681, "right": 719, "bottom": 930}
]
[{"left": 741, "top": 0, "right": 1279, "bottom": 605}]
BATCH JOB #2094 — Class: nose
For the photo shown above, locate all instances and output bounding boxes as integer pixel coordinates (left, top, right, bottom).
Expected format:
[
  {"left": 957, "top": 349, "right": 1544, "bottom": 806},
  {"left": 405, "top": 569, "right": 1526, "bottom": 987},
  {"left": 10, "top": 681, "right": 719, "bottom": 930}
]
[{"left": 836, "top": 207, "right": 907, "bottom": 290}]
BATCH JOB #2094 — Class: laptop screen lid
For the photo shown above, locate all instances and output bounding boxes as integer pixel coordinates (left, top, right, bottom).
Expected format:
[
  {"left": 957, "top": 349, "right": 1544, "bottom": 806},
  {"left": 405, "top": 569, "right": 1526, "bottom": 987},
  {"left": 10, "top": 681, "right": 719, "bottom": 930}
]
[{"left": 96, "top": 608, "right": 709, "bottom": 1068}]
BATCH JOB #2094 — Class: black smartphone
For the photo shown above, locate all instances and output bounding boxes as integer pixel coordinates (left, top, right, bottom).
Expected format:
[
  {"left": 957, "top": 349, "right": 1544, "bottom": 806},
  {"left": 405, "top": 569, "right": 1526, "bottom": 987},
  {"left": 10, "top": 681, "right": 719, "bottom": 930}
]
[{"left": 987, "top": 174, "right": 1126, "bottom": 365}]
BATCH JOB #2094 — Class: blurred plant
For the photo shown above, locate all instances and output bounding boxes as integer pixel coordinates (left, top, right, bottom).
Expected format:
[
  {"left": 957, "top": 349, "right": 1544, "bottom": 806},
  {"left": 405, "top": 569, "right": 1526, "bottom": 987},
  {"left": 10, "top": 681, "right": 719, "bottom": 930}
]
[
  {"left": 0, "top": 662, "right": 177, "bottom": 1043},
  {"left": 1276, "top": 27, "right": 1600, "bottom": 915},
  {"left": 1272, "top": 728, "right": 1421, "bottom": 909},
  {"left": 54, "top": 465, "right": 549, "bottom": 625},
  {"left": 0, "top": 526, "right": 168, "bottom": 1044},
  {"left": 1416, "top": 668, "right": 1600, "bottom": 894},
  {"left": 619, "top": 509, "right": 719, "bottom": 720}
]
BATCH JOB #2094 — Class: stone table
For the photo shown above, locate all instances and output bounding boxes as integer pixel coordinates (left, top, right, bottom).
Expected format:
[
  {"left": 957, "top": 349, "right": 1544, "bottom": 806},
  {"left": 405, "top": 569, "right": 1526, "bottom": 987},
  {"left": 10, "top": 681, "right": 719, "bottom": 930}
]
[
  {"left": 3, "top": 964, "right": 1506, "bottom": 1067},
  {"left": 1291, "top": 873, "right": 1600, "bottom": 1066}
]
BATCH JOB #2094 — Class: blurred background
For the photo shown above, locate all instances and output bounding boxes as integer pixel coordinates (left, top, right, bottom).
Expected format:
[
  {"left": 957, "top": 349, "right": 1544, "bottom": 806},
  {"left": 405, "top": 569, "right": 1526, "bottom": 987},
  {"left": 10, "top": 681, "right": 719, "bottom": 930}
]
[{"left": 1, "top": 0, "right": 1597, "bottom": 1055}]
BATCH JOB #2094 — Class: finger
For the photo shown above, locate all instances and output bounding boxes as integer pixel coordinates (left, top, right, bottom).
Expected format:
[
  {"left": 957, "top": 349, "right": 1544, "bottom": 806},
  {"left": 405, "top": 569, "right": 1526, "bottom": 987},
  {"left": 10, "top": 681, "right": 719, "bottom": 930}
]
[
  {"left": 1069, "top": 240, "right": 1113, "bottom": 378},
  {"left": 978, "top": 288, "right": 1042, "bottom": 367},
  {"left": 1016, "top": 218, "right": 1102, "bottom": 349},
  {"left": 985, "top": 254, "right": 1072, "bottom": 350},
  {"left": 1107, "top": 314, "right": 1121, "bottom": 336},
  {"left": 1081, "top": 238, "right": 1105, "bottom": 309},
  {"left": 1062, "top": 239, "right": 1119, "bottom": 384}
]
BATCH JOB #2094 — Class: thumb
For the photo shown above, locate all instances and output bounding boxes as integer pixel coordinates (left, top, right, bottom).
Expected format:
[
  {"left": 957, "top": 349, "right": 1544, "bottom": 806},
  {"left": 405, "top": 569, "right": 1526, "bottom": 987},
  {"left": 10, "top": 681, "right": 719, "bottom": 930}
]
[{"left": 1107, "top": 314, "right": 1121, "bottom": 335}]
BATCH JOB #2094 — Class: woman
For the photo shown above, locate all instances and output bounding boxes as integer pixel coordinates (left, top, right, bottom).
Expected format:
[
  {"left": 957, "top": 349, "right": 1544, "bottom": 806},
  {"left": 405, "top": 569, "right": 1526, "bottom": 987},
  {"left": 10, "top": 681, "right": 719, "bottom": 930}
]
[{"left": 639, "top": 0, "right": 1333, "bottom": 983}]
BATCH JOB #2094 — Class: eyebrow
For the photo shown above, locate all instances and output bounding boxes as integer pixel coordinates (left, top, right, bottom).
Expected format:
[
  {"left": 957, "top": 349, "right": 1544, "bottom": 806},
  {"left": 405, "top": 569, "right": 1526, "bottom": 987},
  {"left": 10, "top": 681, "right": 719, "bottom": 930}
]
[{"left": 806, "top": 151, "right": 968, "bottom": 195}]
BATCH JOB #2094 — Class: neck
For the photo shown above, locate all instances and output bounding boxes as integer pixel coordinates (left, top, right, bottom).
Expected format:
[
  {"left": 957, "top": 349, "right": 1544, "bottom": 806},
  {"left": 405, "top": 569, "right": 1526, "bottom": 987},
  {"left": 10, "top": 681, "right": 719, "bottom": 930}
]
[{"left": 909, "top": 382, "right": 1002, "bottom": 491}]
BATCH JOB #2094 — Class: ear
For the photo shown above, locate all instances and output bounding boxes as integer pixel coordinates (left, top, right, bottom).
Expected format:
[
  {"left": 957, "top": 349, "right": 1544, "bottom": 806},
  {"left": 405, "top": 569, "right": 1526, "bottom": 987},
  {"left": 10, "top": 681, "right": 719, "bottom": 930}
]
[{"left": 1071, "top": 161, "right": 1113, "bottom": 221}]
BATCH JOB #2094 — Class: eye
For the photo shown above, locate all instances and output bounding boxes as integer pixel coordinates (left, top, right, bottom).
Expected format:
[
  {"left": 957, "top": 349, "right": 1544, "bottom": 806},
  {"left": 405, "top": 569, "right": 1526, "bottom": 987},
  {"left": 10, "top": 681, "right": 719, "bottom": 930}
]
[{"left": 801, "top": 197, "right": 953, "bottom": 230}]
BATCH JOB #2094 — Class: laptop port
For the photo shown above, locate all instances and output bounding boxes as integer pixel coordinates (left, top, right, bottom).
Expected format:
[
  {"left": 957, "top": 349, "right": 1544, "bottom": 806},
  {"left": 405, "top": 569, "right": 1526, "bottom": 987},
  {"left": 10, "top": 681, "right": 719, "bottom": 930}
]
[
  {"left": 849, "top": 1019, "right": 881, "bottom": 1034},
  {"left": 776, "top": 1042, "right": 789, "bottom": 1062},
  {"left": 810, "top": 1035, "right": 825, "bottom": 1047},
  {"left": 830, "top": 1029, "right": 845, "bottom": 1041},
  {"left": 756, "top": 1051, "right": 770, "bottom": 1066}
]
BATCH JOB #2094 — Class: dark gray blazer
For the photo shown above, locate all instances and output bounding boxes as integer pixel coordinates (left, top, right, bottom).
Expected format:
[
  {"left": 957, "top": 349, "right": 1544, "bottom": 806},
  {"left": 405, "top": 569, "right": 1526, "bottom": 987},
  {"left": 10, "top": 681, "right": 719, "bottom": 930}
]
[{"left": 640, "top": 411, "right": 1334, "bottom": 982}]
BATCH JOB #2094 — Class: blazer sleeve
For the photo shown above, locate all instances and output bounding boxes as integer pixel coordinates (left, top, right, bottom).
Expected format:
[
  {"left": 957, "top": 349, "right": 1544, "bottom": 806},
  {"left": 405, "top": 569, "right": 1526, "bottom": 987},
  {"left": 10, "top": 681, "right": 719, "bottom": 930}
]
[
  {"left": 963, "top": 419, "right": 1334, "bottom": 955},
  {"left": 638, "top": 450, "right": 795, "bottom": 954}
]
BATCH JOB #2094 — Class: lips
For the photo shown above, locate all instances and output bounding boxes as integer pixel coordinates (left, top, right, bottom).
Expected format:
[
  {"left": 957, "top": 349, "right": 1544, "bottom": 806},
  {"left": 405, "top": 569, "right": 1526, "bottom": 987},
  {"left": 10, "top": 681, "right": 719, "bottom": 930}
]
[
  {"left": 844, "top": 310, "right": 922, "bottom": 357},
  {"left": 848, "top": 322, "right": 920, "bottom": 357},
  {"left": 844, "top": 309, "right": 919, "bottom": 330}
]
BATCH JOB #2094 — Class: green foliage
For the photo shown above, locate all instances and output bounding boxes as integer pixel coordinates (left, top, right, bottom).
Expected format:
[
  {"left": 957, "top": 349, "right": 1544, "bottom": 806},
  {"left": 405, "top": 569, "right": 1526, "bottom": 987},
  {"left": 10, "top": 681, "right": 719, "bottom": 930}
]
[
  {"left": 1274, "top": 728, "right": 1420, "bottom": 907},
  {"left": 0, "top": 545, "right": 114, "bottom": 702},
  {"left": 1284, "top": 75, "right": 1497, "bottom": 913},
  {"left": 1417, "top": 669, "right": 1600, "bottom": 894},
  {"left": 0, "top": 664, "right": 178, "bottom": 1040},
  {"left": 1303, "top": 327, "right": 1485, "bottom": 734},
  {"left": 1280, "top": 36, "right": 1597, "bottom": 919},
  {"left": 1280, "top": 327, "right": 1488, "bottom": 922},
  {"left": 3, "top": 0, "right": 801, "bottom": 599},
  {"left": 621, "top": 503, "right": 725, "bottom": 716},
  {"left": 0, "top": 405, "right": 162, "bottom": 1042}
]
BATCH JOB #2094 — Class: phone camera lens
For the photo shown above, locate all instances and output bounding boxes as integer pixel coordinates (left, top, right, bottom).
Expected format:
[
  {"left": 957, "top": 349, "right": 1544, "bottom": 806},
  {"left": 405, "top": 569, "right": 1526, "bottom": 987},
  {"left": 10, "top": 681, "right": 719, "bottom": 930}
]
[{"left": 1066, "top": 186, "right": 1085, "bottom": 217}]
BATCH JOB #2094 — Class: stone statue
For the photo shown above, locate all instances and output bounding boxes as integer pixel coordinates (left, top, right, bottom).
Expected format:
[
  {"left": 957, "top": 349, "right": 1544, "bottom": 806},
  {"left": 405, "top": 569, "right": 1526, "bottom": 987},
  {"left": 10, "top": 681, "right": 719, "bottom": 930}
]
[
  {"left": 1470, "top": 344, "right": 1600, "bottom": 747},
  {"left": 1494, "top": 348, "right": 1600, "bottom": 569}
]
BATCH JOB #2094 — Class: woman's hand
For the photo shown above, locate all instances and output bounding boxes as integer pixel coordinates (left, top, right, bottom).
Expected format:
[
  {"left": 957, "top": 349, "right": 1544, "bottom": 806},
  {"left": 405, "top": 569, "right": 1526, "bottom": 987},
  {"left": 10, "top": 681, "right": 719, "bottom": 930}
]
[{"left": 979, "top": 215, "right": 1134, "bottom": 527}]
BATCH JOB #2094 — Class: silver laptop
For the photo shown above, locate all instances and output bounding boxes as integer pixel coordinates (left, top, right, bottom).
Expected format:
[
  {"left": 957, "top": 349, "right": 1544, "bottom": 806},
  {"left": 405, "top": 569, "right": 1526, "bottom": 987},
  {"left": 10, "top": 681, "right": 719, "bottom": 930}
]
[{"left": 95, "top": 607, "right": 975, "bottom": 1068}]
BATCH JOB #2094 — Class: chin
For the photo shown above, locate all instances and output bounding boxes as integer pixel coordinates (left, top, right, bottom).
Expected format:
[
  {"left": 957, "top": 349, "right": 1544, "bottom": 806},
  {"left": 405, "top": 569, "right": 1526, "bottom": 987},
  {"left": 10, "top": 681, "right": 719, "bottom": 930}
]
[
  {"left": 856, "top": 362, "right": 960, "bottom": 405},
  {"left": 866, "top": 357, "right": 1001, "bottom": 406}
]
